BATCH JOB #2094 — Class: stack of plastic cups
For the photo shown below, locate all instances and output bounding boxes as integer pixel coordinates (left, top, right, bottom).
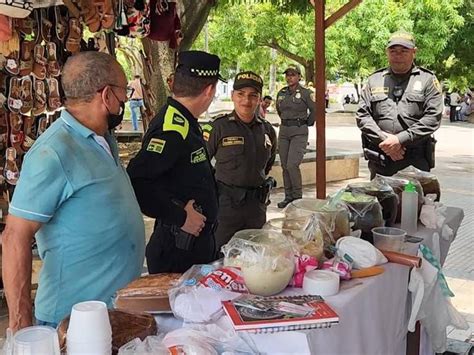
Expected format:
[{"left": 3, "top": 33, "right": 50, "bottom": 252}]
[
  {"left": 66, "top": 301, "right": 112, "bottom": 355},
  {"left": 13, "top": 326, "right": 60, "bottom": 355}
]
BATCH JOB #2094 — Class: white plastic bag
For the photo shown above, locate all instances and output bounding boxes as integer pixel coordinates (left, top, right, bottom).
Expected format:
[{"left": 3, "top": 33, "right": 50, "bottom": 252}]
[
  {"left": 118, "top": 335, "right": 168, "bottom": 355},
  {"left": 335, "top": 236, "right": 387, "bottom": 269}
]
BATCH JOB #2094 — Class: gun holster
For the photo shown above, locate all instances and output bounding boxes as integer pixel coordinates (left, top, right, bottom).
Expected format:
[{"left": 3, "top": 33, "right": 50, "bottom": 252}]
[
  {"left": 425, "top": 136, "right": 437, "bottom": 169},
  {"left": 361, "top": 135, "right": 387, "bottom": 167},
  {"left": 261, "top": 177, "right": 277, "bottom": 205}
]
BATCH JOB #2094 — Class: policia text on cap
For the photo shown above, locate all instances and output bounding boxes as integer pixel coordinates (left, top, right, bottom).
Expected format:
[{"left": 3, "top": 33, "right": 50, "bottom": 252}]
[{"left": 356, "top": 31, "right": 443, "bottom": 178}]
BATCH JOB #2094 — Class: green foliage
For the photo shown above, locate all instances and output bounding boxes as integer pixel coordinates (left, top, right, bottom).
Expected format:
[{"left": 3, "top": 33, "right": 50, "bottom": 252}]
[{"left": 197, "top": 0, "right": 469, "bottom": 87}]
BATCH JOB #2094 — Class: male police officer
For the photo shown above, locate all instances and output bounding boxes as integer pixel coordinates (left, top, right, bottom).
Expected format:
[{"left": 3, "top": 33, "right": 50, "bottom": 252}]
[
  {"left": 127, "top": 51, "right": 224, "bottom": 273},
  {"left": 203, "top": 71, "right": 277, "bottom": 251},
  {"left": 356, "top": 31, "right": 443, "bottom": 178},
  {"left": 276, "top": 65, "right": 315, "bottom": 208}
]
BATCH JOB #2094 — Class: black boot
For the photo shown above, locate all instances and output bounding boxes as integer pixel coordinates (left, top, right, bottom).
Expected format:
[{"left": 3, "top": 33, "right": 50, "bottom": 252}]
[{"left": 277, "top": 197, "right": 294, "bottom": 209}]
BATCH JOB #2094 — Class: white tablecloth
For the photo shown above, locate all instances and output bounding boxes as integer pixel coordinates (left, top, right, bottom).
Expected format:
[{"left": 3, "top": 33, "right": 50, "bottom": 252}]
[{"left": 154, "top": 207, "right": 464, "bottom": 355}]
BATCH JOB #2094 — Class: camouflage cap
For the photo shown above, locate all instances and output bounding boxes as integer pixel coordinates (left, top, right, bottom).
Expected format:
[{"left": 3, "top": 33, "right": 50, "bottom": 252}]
[
  {"left": 387, "top": 31, "right": 416, "bottom": 49},
  {"left": 283, "top": 65, "right": 302, "bottom": 75}
]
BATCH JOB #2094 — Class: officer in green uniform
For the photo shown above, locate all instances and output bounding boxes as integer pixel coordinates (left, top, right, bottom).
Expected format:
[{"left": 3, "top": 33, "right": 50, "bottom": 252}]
[
  {"left": 356, "top": 31, "right": 443, "bottom": 178},
  {"left": 127, "top": 51, "right": 225, "bottom": 273},
  {"left": 276, "top": 65, "right": 315, "bottom": 208},
  {"left": 203, "top": 71, "right": 277, "bottom": 251}
]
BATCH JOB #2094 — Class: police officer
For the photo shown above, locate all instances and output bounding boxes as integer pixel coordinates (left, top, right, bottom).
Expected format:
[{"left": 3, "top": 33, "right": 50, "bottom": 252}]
[
  {"left": 203, "top": 71, "right": 277, "bottom": 251},
  {"left": 276, "top": 65, "right": 315, "bottom": 208},
  {"left": 356, "top": 31, "right": 443, "bottom": 178},
  {"left": 127, "top": 51, "right": 224, "bottom": 273}
]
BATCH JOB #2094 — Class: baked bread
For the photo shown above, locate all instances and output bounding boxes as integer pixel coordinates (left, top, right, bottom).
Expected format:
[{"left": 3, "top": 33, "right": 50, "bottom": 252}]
[
  {"left": 58, "top": 309, "right": 157, "bottom": 354},
  {"left": 115, "top": 273, "right": 182, "bottom": 312}
]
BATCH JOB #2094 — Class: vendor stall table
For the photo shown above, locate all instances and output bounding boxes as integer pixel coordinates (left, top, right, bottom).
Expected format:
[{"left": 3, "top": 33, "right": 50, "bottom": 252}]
[{"left": 152, "top": 207, "right": 463, "bottom": 355}]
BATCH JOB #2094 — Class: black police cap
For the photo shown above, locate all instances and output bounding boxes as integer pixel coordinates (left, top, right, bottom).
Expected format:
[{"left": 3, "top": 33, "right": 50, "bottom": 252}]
[
  {"left": 176, "top": 50, "right": 226, "bottom": 82},
  {"left": 233, "top": 71, "right": 263, "bottom": 93}
]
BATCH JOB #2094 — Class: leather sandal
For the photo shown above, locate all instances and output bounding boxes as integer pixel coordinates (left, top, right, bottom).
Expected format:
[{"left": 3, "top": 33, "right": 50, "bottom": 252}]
[
  {"left": 4, "top": 49, "right": 20, "bottom": 76},
  {"left": 41, "top": 8, "right": 53, "bottom": 42},
  {"left": 20, "top": 76, "right": 33, "bottom": 115},
  {"left": 47, "top": 78, "right": 62, "bottom": 112},
  {"left": 32, "top": 44, "right": 47, "bottom": 80},
  {"left": 55, "top": 6, "right": 69, "bottom": 42},
  {"left": 93, "top": 0, "right": 116, "bottom": 30},
  {"left": 65, "top": 18, "right": 82, "bottom": 53},
  {"left": 4, "top": 147, "right": 20, "bottom": 185},
  {"left": 36, "top": 115, "right": 49, "bottom": 137},
  {"left": 81, "top": 0, "right": 102, "bottom": 32},
  {"left": 21, "top": 115, "right": 36, "bottom": 152},
  {"left": 32, "top": 79, "right": 47, "bottom": 117},
  {"left": 8, "top": 112, "right": 25, "bottom": 154},
  {"left": 0, "top": 109, "right": 8, "bottom": 151},
  {"left": 19, "top": 39, "right": 34, "bottom": 77},
  {"left": 14, "top": 16, "right": 34, "bottom": 36},
  {"left": 46, "top": 42, "right": 60, "bottom": 77},
  {"left": 8, "top": 77, "right": 22, "bottom": 114}
]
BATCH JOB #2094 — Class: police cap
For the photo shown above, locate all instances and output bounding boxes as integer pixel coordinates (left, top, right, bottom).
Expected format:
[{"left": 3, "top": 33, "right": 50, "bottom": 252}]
[
  {"left": 283, "top": 65, "right": 301, "bottom": 75},
  {"left": 233, "top": 71, "right": 263, "bottom": 93},
  {"left": 387, "top": 31, "right": 416, "bottom": 49},
  {"left": 176, "top": 50, "right": 226, "bottom": 82}
]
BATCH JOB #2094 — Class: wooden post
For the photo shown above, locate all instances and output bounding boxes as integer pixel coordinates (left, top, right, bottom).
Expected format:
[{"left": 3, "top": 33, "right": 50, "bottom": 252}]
[{"left": 315, "top": 0, "right": 326, "bottom": 199}]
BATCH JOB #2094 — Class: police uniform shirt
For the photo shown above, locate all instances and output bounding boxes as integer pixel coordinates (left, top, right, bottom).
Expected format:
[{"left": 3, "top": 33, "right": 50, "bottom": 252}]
[
  {"left": 127, "top": 97, "right": 218, "bottom": 227},
  {"left": 356, "top": 66, "right": 443, "bottom": 147},
  {"left": 276, "top": 84, "right": 315, "bottom": 125},
  {"left": 203, "top": 112, "right": 277, "bottom": 187}
]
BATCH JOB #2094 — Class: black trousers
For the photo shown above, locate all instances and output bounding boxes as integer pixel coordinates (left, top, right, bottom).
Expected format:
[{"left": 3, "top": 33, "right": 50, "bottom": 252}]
[
  {"left": 368, "top": 154, "right": 430, "bottom": 179},
  {"left": 214, "top": 193, "right": 267, "bottom": 253},
  {"left": 146, "top": 223, "right": 217, "bottom": 274}
]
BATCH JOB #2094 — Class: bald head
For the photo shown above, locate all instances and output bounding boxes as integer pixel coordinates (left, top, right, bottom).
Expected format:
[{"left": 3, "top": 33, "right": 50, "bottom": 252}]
[{"left": 62, "top": 52, "right": 125, "bottom": 104}]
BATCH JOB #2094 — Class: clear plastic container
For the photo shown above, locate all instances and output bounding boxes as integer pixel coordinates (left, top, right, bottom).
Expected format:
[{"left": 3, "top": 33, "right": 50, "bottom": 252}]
[{"left": 372, "top": 227, "right": 407, "bottom": 252}]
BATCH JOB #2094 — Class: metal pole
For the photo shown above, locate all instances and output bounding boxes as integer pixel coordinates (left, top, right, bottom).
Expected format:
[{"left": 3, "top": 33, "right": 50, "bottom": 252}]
[{"left": 315, "top": 0, "right": 326, "bottom": 199}]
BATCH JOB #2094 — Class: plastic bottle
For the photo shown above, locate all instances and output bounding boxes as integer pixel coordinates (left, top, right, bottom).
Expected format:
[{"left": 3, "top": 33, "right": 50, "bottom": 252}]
[{"left": 401, "top": 181, "right": 418, "bottom": 235}]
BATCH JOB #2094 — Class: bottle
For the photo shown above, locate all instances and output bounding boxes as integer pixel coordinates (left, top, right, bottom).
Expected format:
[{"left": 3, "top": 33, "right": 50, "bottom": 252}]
[{"left": 401, "top": 181, "right": 418, "bottom": 235}]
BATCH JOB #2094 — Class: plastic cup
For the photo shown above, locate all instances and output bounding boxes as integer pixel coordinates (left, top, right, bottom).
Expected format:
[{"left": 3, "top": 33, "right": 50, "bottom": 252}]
[
  {"left": 67, "top": 301, "right": 112, "bottom": 343},
  {"left": 13, "top": 326, "right": 60, "bottom": 355},
  {"left": 372, "top": 227, "right": 406, "bottom": 252}
]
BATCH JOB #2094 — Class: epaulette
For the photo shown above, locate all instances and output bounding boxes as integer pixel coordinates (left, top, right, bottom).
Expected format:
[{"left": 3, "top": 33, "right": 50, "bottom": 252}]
[
  {"left": 211, "top": 113, "right": 231, "bottom": 122},
  {"left": 374, "top": 67, "right": 388, "bottom": 74},
  {"left": 418, "top": 66, "right": 435, "bottom": 75}
]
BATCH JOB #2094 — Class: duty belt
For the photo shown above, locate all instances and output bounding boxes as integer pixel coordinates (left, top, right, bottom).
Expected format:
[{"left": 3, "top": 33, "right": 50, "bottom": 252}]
[
  {"left": 156, "top": 219, "right": 218, "bottom": 234},
  {"left": 281, "top": 118, "right": 308, "bottom": 127},
  {"left": 217, "top": 180, "right": 264, "bottom": 200}
]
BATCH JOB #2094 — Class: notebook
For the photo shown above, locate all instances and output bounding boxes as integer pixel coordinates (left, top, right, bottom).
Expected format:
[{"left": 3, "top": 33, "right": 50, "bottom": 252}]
[{"left": 222, "top": 294, "right": 339, "bottom": 334}]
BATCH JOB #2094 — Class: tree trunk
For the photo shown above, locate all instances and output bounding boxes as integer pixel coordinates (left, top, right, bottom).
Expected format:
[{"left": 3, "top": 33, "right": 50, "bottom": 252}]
[
  {"left": 140, "top": 0, "right": 215, "bottom": 127},
  {"left": 304, "top": 60, "right": 315, "bottom": 85}
]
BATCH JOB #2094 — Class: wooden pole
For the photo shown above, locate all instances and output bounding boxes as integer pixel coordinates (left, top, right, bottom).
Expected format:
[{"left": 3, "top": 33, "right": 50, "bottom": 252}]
[{"left": 315, "top": 0, "right": 326, "bottom": 199}]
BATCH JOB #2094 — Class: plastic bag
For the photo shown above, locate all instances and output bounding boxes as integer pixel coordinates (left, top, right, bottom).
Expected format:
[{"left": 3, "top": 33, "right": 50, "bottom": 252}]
[
  {"left": 335, "top": 236, "right": 387, "bottom": 269},
  {"left": 336, "top": 191, "right": 384, "bottom": 241},
  {"left": 374, "top": 174, "right": 424, "bottom": 223},
  {"left": 395, "top": 165, "right": 441, "bottom": 201},
  {"left": 263, "top": 215, "right": 325, "bottom": 260},
  {"left": 168, "top": 265, "right": 241, "bottom": 323},
  {"left": 118, "top": 335, "right": 168, "bottom": 355},
  {"left": 285, "top": 198, "right": 351, "bottom": 246},
  {"left": 222, "top": 230, "right": 296, "bottom": 296},
  {"left": 346, "top": 180, "right": 399, "bottom": 226}
]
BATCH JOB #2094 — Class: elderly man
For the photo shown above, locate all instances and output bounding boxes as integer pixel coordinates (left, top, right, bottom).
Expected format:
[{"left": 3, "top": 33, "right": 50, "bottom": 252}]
[
  {"left": 203, "top": 71, "right": 277, "bottom": 251},
  {"left": 2, "top": 52, "right": 145, "bottom": 331},
  {"left": 127, "top": 51, "right": 223, "bottom": 273},
  {"left": 356, "top": 31, "right": 443, "bottom": 178}
]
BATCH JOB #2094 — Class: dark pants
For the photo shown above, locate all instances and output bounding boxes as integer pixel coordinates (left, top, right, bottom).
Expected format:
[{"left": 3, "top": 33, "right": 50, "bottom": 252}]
[
  {"left": 146, "top": 223, "right": 217, "bottom": 273},
  {"left": 368, "top": 153, "right": 430, "bottom": 179},
  {"left": 214, "top": 192, "right": 267, "bottom": 253},
  {"left": 449, "top": 106, "right": 459, "bottom": 122}
]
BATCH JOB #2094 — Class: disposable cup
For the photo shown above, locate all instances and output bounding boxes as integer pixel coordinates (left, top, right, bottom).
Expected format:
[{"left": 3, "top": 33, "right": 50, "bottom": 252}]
[
  {"left": 67, "top": 301, "right": 112, "bottom": 343},
  {"left": 13, "top": 325, "right": 60, "bottom": 355},
  {"left": 372, "top": 227, "right": 406, "bottom": 252}
]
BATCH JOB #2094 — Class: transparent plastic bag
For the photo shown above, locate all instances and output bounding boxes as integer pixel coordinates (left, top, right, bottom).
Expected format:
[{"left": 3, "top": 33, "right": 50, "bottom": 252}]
[
  {"left": 263, "top": 215, "right": 324, "bottom": 260},
  {"left": 118, "top": 335, "right": 168, "bottom": 355},
  {"left": 285, "top": 198, "right": 350, "bottom": 246},
  {"left": 222, "top": 230, "right": 296, "bottom": 296},
  {"left": 395, "top": 165, "right": 441, "bottom": 201}
]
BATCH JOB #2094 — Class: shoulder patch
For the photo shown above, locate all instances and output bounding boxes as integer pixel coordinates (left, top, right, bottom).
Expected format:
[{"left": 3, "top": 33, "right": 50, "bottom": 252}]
[
  {"left": 147, "top": 138, "right": 166, "bottom": 154},
  {"left": 190, "top": 147, "right": 207, "bottom": 164},
  {"left": 202, "top": 123, "right": 213, "bottom": 132},
  {"left": 163, "top": 105, "right": 189, "bottom": 139},
  {"left": 432, "top": 77, "right": 441, "bottom": 93}
]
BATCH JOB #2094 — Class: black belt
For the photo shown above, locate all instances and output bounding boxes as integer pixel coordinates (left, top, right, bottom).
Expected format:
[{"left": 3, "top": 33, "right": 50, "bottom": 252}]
[
  {"left": 281, "top": 118, "right": 308, "bottom": 127},
  {"left": 217, "top": 181, "right": 264, "bottom": 199},
  {"left": 155, "top": 219, "right": 218, "bottom": 234},
  {"left": 130, "top": 98, "right": 142, "bottom": 101}
]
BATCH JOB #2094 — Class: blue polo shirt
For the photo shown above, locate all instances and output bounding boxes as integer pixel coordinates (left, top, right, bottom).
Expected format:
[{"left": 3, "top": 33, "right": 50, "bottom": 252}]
[{"left": 9, "top": 110, "right": 145, "bottom": 324}]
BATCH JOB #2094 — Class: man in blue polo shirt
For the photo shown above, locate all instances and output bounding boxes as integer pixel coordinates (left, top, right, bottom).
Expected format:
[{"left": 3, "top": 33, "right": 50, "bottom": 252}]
[{"left": 2, "top": 52, "right": 145, "bottom": 331}]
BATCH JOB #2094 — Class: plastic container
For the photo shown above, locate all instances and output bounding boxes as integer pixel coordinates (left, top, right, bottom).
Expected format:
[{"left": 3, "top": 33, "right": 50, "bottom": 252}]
[
  {"left": 222, "top": 229, "right": 295, "bottom": 296},
  {"left": 372, "top": 227, "right": 407, "bottom": 252},
  {"left": 400, "top": 181, "right": 418, "bottom": 235},
  {"left": 13, "top": 326, "right": 60, "bottom": 355},
  {"left": 67, "top": 301, "right": 112, "bottom": 353},
  {"left": 302, "top": 270, "right": 340, "bottom": 296}
]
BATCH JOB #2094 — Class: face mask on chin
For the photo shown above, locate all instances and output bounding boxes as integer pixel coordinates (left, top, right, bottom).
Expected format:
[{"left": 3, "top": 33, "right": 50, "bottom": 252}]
[{"left": 107, "top": 101, "right": 125, "bottom": 130}]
